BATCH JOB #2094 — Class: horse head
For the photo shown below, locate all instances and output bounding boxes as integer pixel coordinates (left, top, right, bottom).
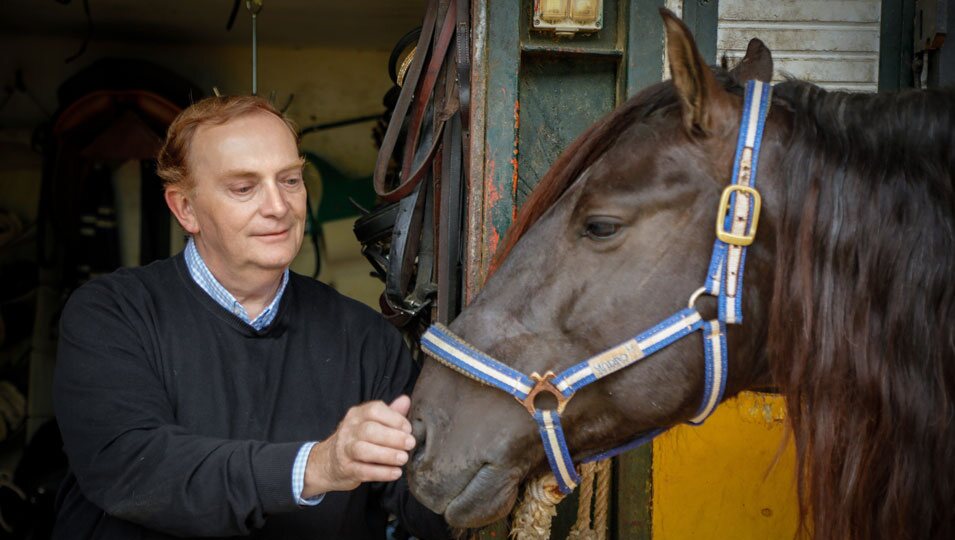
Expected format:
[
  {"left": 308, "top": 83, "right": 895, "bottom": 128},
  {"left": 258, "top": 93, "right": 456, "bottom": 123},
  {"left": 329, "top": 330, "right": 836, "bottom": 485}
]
[
  {"left": 408, "top": 10, "right": 781, "bottom": 527},
  {"left": 409, "top": 8, "right": 955, "bottom": 539}
]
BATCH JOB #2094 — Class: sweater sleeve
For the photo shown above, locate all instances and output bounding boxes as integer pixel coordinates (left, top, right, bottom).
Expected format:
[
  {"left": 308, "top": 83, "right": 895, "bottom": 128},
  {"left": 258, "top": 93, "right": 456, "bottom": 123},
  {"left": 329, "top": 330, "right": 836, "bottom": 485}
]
[
  {"left": 53, "top": 282, "right": 302, "bottom": 537},
  {"left": 365, "top": 320, "right": 453, "bottom": 540}
]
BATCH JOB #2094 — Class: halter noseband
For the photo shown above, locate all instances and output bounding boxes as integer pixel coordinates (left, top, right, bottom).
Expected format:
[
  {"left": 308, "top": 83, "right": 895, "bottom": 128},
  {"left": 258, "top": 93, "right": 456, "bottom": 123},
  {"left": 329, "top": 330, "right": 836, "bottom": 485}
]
[{"left": 421, "top": 80, "right": 772, "bottom": 494}]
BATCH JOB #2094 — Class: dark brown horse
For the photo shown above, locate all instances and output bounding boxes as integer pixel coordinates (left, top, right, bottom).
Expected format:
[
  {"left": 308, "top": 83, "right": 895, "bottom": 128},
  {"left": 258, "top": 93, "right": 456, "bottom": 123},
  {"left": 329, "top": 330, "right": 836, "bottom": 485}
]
[{"left": 408, "top": 10, "right": 955, "bottom": 540}]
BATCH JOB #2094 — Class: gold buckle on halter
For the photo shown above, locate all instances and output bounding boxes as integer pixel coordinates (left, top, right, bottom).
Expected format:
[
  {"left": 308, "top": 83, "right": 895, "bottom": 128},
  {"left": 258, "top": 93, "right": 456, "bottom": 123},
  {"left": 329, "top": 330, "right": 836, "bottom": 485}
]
[
  {"left": 716, "top": 185, "right": 762, "bottom": 246},
  {"left": 519, "top": 372, "right": 571, "bottom": 415}
]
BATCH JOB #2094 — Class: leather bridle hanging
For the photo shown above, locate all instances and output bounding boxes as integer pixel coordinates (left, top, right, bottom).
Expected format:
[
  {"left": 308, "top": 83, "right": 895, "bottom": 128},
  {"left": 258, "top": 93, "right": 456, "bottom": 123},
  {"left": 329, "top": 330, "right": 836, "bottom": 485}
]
[{"left": 358, "top": 0, "right": 470, "bottom": 327}]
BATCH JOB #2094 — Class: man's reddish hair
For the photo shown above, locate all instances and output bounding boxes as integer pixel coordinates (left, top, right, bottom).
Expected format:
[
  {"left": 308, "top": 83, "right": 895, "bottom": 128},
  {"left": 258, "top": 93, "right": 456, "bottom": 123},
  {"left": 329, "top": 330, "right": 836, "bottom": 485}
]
[{"left": 156, "top": 95, "right": 299, "bottom": 190}]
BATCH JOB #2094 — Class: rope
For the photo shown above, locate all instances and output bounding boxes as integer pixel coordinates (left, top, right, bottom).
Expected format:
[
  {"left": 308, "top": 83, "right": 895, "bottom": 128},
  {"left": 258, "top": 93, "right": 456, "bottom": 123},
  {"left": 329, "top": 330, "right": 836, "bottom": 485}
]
[
  {"left": 593, "top": 459, "right": 612, "bottom": 540},
  {"left": 510, "top": 473, "right": 565, "bottom": 540},
  {"left": 566, "top": 459, "right": 611, "bottom": 540},
  {"left": 568, "top": 462, "right": 596, "bottom": 540},
  {"left": 511, "top": 459, "right": 612, "bottom": 540}
]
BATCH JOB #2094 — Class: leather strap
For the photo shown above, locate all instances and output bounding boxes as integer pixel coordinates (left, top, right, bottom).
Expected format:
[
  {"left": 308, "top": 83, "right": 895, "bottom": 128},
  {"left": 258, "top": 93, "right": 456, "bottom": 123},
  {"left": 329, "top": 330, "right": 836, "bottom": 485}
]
[
  {"left": 374, "top": 0, "right": 459, "bottom": 202},
  {"left": 436, "top": 112, "right": 464, "bottom": 323},
  {"left": 353, "top": 201, "right": 399, "bottom": 281},
  {"left": 401, "top": 0, "right": 456, "bottom": 178},
  {"left": 412, "top": 181, "right": 437, "bottom": 311},
  {"left": 454, "top": 0, "right": 471, "bottom": 129},
  {"left": 434, "top": 0, "right": 469, "bottom": 323},
  {"left": 383, "top": 96, "right": 440, "bottom": 318},
  {"left": 385, "top": 178, "right": 429, "bottom": 314},
  {"left": 372, "top": 0, "right": 438, "bottom": 200}
]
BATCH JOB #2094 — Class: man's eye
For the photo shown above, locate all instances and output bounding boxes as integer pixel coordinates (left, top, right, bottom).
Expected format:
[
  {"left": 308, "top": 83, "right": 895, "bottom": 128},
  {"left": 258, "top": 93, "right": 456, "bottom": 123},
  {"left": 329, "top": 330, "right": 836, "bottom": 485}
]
[
  {"left": 232, "top": 186, "right": 253, "bottom": 195},
  {"left": 284, "top": 177, "right": 301, "bottom": 186},
  {"left": 584, "top": 219, "right": 622, "bottom": 240}
]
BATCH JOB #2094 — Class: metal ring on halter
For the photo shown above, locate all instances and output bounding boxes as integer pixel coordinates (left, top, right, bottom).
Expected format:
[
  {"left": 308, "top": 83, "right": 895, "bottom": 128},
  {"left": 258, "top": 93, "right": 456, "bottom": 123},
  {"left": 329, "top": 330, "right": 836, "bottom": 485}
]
[
  {"left": 688, "top": 286, "right": 707, "bottom": 309},
  {"left": 519, "top": 372, "right": 571, "bottom": 415}
]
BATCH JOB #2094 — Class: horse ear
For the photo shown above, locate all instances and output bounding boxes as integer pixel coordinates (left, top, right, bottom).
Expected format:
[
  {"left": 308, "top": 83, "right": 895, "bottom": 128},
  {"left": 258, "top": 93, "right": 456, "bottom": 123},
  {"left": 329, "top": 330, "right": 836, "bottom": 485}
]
[
  {"left": 731, "top": 38, "right": 774, "bottom": 82},
  {"left": 660, "top": 8, "right": 724, "bottom": 135}
]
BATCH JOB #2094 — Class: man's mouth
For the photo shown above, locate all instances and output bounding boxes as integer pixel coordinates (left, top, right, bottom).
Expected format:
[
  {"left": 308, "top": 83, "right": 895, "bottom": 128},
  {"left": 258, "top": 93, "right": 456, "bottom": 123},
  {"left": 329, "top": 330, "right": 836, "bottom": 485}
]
[{"left": 254, "top": 229, "right": 290, "bottom": 240}]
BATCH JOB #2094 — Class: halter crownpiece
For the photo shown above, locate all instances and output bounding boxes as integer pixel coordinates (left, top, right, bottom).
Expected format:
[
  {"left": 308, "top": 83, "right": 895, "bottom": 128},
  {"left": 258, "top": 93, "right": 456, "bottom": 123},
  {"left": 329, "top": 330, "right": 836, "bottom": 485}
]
[{"left": 421, "top": 80, "right": 773, "bottom": 494}]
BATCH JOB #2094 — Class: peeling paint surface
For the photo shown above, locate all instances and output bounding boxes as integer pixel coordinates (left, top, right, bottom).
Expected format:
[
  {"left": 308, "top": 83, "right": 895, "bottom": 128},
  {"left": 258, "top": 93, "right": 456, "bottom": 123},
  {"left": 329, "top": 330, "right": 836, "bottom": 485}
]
[
  {"left": 480, "top": 0, "right": 520, "bottom": 281},
  {"left": 511, "top": 99, "right": 520, "bottom": 221},
  {"left": 464, "top": 0, "right": 490, "bottom": 304},
  {"left": 482, "top": 159, "right": 502, "bottom": 268}
]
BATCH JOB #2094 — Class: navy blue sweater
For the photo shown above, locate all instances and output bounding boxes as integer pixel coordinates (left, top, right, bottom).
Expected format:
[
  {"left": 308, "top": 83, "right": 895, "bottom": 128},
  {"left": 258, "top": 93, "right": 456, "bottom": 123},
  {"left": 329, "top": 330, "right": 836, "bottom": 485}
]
[{"left": 52, "top": 254, "right": 449, "bottom": 539}]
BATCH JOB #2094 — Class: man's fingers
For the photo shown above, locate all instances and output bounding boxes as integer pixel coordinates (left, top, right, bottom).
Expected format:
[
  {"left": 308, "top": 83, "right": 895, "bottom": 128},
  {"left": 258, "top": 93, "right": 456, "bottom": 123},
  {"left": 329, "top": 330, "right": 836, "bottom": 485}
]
[
  {"left": 388, "top": 395, "right": 411, "bottom": 417},
  {"left": 359, "top": 421, "right": 416, "bottom": 451},
  {"left": 350, "top": 462, "right": 404, "bottom": 483},
  {"left": 349, "top": 440, "right": 409, "bottom": 467},
  {"left": 315, "top": 400, "right": 419, "bottom": 492},
  {"left": 357, "top": 401, "right": 412, "bottom": 433}
]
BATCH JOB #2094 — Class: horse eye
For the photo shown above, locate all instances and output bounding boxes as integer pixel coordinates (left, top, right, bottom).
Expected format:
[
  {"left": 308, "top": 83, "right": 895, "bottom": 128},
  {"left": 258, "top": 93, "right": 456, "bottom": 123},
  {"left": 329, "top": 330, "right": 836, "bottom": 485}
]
[{"left": 584, "top": 219, "right": 621, "bottom": 240}]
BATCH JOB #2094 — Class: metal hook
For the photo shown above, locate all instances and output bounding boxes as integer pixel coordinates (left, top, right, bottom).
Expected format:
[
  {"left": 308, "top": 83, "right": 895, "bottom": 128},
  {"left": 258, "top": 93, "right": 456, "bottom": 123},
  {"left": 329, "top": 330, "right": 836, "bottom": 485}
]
[{"left": 246, "top": 0, "right": 264, "bottom": 95}]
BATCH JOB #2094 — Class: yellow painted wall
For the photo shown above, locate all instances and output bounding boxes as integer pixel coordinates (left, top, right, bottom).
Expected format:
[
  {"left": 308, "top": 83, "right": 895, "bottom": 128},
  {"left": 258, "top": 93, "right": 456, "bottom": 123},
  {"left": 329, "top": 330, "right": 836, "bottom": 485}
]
[{"left": 652, "top": 392, "right": 802, "bottom": 539}]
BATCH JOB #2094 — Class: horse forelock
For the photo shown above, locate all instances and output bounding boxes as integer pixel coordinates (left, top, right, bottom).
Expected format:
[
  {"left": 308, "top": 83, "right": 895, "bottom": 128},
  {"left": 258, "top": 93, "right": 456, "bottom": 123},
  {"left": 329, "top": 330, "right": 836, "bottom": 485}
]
[{"left": 768, "top": 83, "right": 955, "bottom": 540}]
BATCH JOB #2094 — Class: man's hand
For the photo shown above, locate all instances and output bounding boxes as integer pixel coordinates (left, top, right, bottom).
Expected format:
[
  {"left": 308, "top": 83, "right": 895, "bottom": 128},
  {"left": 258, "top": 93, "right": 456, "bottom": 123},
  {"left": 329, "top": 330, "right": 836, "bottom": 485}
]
[{"left": 303, "top": 395, "right": 415, "bottom": 497}]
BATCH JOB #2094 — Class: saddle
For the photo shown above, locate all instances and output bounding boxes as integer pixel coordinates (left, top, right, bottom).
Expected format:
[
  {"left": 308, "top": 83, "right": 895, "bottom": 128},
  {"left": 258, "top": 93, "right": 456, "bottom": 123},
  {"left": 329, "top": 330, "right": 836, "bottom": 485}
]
[{"left": 354, "top": 0, "right": 470, "bottom": 332}]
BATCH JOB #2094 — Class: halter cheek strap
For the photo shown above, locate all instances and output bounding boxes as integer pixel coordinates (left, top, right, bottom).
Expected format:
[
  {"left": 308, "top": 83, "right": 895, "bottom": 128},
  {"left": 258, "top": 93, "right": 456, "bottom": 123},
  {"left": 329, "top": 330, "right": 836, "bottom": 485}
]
[{"left": 420, "top": 80, "right": 773, "bottom": 495}]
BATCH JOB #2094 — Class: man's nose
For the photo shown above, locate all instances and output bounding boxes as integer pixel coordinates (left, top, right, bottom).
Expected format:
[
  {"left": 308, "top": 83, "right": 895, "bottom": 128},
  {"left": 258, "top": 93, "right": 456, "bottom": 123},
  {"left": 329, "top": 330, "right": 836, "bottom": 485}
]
[{"left": 260, "top": 181, "right": 290, "bottom": 217}]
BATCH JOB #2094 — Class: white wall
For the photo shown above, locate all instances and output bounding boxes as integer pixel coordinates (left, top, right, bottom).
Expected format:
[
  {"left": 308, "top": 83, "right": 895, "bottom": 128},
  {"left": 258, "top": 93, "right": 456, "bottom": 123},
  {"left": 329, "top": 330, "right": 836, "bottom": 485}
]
[{"left": 718, "top": 0, "right": 882, "bottom": 92}]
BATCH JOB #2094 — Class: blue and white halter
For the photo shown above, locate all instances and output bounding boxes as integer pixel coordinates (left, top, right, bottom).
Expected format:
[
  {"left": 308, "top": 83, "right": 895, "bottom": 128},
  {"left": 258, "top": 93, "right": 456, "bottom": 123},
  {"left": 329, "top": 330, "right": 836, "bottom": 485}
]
[{"left": 421, "top": 80, "right": 773, "bottom": 494}]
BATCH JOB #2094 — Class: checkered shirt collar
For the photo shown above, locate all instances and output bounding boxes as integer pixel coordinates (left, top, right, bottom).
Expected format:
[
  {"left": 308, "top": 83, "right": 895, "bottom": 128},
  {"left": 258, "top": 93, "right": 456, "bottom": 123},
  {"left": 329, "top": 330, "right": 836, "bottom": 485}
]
[{"left": 184, "top": 237, "right": 289, "bottom": 331}]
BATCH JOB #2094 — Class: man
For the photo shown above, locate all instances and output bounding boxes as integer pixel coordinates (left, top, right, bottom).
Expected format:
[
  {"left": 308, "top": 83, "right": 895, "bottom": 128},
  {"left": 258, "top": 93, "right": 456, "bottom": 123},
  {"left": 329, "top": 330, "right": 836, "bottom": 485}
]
[{"left": 52, "top": 96, "right": 450, "bottom": 539}]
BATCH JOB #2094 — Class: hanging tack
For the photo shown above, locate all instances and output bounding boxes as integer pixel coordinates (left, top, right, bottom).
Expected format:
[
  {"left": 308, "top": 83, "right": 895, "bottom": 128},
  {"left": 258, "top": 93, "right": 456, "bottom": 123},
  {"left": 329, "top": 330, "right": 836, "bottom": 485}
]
[{"left": 246, "top": 0, "right": 264, "bottom": 95}]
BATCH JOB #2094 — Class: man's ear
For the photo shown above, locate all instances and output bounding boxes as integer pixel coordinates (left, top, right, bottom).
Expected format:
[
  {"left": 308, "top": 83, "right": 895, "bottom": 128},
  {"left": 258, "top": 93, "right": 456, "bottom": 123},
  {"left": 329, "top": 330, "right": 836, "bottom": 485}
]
[
  {"left": 731, "top": 38, "right": 774, "bottom": 83},
  {"left": 660, "top": 8, "right": 727, "bottom": 135},
  {"left": 165, "top": 187, "right": 200, "bottom": 235}
]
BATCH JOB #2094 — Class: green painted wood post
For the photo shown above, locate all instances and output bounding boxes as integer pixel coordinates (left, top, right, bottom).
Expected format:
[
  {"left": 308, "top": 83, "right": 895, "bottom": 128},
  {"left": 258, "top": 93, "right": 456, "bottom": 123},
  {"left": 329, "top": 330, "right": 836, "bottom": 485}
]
[
  {"left": 681, "top": 0, "right": 720, "bottom": 65},
  {"left": 878, "top": 0, "right": 916, "bottom": 91}
]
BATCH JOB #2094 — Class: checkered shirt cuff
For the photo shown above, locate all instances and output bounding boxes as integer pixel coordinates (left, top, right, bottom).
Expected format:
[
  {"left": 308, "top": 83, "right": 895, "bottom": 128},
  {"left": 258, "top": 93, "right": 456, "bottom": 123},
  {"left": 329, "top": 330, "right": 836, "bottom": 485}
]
[{"left": 292, "top": 442, "right": 324, "bottom": 506}]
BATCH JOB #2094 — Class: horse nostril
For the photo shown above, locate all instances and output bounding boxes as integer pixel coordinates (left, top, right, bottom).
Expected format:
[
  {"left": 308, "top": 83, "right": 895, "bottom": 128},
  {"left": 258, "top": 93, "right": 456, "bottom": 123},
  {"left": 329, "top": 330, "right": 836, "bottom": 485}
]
[
  {"left": 411, "top": 441, "right": 425, "bottom": 465},
  {"left": 411, "top": 416, "right": 428, "bottom": 465}
]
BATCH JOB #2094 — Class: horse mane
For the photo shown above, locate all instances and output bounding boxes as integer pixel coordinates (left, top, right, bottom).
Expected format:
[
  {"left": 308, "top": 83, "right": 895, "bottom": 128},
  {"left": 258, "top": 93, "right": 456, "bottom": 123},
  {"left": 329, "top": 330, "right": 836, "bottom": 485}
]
[
  {"left": 488, "top": 81, "right": 689, "bottom": 274},
  {"left": 768, "top": 81, "right": 955, "bottom": 540}
]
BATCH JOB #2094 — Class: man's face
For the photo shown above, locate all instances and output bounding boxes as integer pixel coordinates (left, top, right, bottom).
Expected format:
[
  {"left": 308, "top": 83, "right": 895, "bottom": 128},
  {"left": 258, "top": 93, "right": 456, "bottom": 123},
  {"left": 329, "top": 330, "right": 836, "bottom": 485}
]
[{"left": 180, "top": 111, "right": 307, "bottom": 277}]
